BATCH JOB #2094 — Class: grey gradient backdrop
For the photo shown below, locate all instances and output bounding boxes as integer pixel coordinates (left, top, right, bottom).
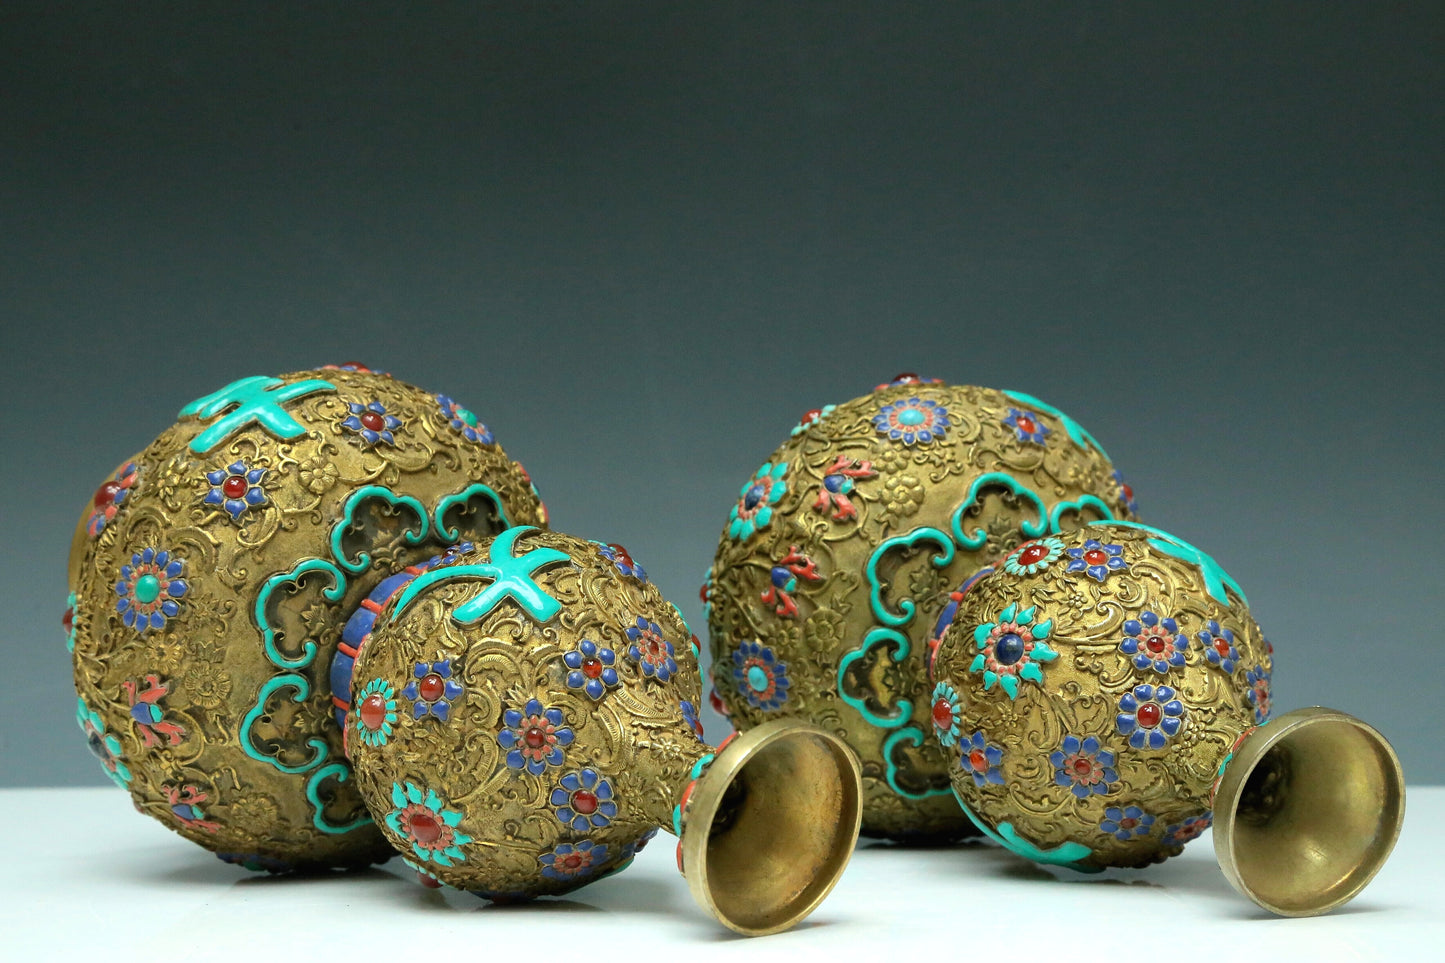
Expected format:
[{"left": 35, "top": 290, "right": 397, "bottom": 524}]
[{"left": 2, "top": 3, "right": 1442, "bottom": 786}]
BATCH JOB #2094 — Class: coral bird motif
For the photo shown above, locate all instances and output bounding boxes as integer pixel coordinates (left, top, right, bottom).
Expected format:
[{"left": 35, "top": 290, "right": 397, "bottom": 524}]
[
  {"left": 122, "top": 675, "right": 186, "bottom": 747},
  {"left": 761, "top": 546, "right": 823, "bottom": 618}
]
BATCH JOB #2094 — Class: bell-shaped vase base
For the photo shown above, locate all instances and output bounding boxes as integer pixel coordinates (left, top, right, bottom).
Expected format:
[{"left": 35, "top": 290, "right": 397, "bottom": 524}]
[
  {"left": 677, "top": 720, "right": 862, "bottom": 936},
  {"left": 1213, "top": 706, "right": 1405, "bottom": 916}
]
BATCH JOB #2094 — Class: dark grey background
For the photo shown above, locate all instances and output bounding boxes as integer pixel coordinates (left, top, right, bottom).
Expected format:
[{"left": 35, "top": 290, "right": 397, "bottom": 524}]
[{"left": 3, "top": 3, "right": 1441, "bottom": 786}]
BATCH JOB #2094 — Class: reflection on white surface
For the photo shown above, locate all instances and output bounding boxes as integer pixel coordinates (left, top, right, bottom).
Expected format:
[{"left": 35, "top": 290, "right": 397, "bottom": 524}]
[{"left": 3, "top": 787, "right": 1438, "bottom": 959}]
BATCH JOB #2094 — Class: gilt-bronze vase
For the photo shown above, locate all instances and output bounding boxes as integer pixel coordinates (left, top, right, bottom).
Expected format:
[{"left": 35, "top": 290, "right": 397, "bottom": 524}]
[{"left": 67, "top": 365, "right": 545, "bottom": 870}]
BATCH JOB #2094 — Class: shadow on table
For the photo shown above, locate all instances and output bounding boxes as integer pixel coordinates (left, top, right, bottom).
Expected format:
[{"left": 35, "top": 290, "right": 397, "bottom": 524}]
[
  {"left": 116, "top": 849, "right": 399, "bottom": 890},
  {"left": 859, "top": 834, "right": 1392, "bottom": 921}
]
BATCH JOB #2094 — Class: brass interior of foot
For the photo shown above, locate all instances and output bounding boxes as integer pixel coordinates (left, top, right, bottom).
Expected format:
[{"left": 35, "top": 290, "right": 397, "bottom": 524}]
[
  {"left": 682, "top": 720, "right": 862, "bottom": 936},
  {"left": 1215, "top": 707, "right": 1405, "bottom": 916}
]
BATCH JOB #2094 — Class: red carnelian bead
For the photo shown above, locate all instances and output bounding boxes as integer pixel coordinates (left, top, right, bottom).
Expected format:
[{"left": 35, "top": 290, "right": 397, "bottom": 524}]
[
  {"left": 409, "top": 812, "right": 442, "bottom": 845},
  {"left": 1084, "top": 549, "right": 1108, "bottom": 565},
  {"left": 358, "top": 693, "right": 388, "bottom": 730},
  {"left": 891, "top": 372, "right": 918, "bottom": 383},
  {"left": 1019, "top": 544, "right": 1047, "bottom": 565},
  {"left": 221, "top": 475, "right": 249, "bottom": 499},
  {"left": 1136, "top": 703, "right": 1163, "bottom": 728},
  {"left": 1073, "top": 758, "right": 1092, "bottom": 775},
  {"left": 562, "top": 853, "right": 584, "bottom": 870},
  {"left": 968, "top": 749, "right": 988, "bottom": 772},
  {"left": 932, "top": 699, "right": 953, "bottom": 729},
  {"left": 360, "top": 411, "right": 385, "bottom": 432},
  {"left": 571, "top": 790, "right": 599, "bottom": 815},
  {"left": 1017, "top": 416, "right": 1037, "bottom": 433},
  {"left": 62, "top": 608, "right": 74, "bottom": 633},
  {"left": 94, "top": 481, "right": 122, "bottom": 507},
  {"left": 1146, "top": 637, "right": 1167, "bottom": 653},
  {"left": 582, "top": 658, "right": 604, "bottom": 679},
  {"left": 418, "top": 673, "right": 446, "bottom": 702},
  {"left": 523, "top": 727, "right": 547, "bottom": 749}
]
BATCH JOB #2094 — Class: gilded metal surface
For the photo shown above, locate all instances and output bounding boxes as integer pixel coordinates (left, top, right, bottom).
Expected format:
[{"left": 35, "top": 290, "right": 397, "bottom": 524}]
[
  {"left": 705, "top": 379, "right": 1133, "bottom": 840},
  {"left": 346, "top": 529, "right": 861, "bottom": 934},
  {"left": 67, "top": 367, "right": 544, "bottom": 869},
  {"left": 932, "top": 523, "right": 1273, "bottom": 869},
  {"left": 347, "top": 528, "right": 711, "bottom": 897}
]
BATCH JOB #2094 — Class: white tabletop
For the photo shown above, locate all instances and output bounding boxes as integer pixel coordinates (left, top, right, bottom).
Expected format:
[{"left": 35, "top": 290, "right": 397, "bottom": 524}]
[{"left": 4, "top": 786, "right": 1439, "bottom": 960}]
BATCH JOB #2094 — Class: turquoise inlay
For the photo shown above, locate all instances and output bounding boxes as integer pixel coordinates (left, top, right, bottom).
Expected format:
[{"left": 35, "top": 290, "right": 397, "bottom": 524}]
[
  {"left": 898, "top": 407, "right": 925, "bottom": 426},
  {"left": 391, "top": 525, "right": 568, "bottom": 626},
  {"left": 882, "top": 726, "right": 952, "bottom": 800},
  {"left": 254, "top": 559, "right": 346, "bottom": 670},
  {"left": 952, "top": 789, "right": 1100, "bottom": 871},
  {"left": 669, "top": 602, "right": 691, "bottom": 638},
  {"left": 864, "top": 527, "right": 955, "bottom": 627},
  {"left": 746, "top": 665, "right": 769, "bottom": 691},
  {"left": 180, "top": 375, "right": 335, "bottom": 454},
  {"left": 330, "top": 486, "right": 429, "bottom": 573},
  {"left": 949, "top": 472, "right": 1048, "bottom": 551},
  {"left": 433, "top": 483, "right": 512, "bottom": 542},
  {"left": 1046, "top": 495, "right": 1116, "bottom": 533},
  {"left": 1002, "top": 389, "right": 1110, "bottom": 461},
  {"left": 836, "top": 628, "right": 915, "bottom": 729},
  {"left": 1098, "top": 520, "right": 1248, "bottom": 606},
  {"left": 968, "top": 601, "right": 1058, "bottom": 700},
  {"left": 133, "top": 574, "right": 161, "bottom": 605},
  {"left": 239, "top": 674, "right": 328, "bottom": 775},
  {"left": 1213, "top": 720, "right": 1270, "bottom": 798},
  {"left": 674, "top": 753, "right": 716, "bottom": 835},
  {"left": 305, "top": 763, "right": 373, "bottom": 834},
  {"left": 838, "top": 527, "right": 952, "bottom": 733},
  {"left": 688, "top": 754, "right": 716, "bottom": 783},
  {"left": 1216, "top": 751, "right": 1236, "bottom": 787}
]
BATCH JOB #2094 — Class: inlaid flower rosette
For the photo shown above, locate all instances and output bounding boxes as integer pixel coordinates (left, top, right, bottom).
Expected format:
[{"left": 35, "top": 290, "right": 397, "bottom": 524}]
[
  {"left": 66, "top": 367, "right": 545, "bottom": 869},
  {"left": 705, "top": 377, "right": 1136, "bottom": 840},
  {"left": 931, "top": 523, "right": 1273, "bottom": 869},
  {"left": 345, "top": 528, "right": 708, "bottom": 898}
]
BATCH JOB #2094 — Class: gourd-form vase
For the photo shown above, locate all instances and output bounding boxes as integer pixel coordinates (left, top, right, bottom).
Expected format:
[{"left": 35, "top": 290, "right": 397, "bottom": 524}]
[
  {"left": 341, "top": 527, "right": 862, "bottom": 935},
  {"left": 931, "top": 522, "right": 1404, "bottom": 915},
  {"left": 66, "top": 365, "right": 546, "bottom": 870},
  {"left": 704, "top": 375, "right": 1135, "bottom": 840}
]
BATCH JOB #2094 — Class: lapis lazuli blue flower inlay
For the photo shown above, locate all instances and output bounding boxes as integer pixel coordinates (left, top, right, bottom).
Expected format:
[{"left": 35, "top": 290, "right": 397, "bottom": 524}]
[
  {"left": 563, "top": 639, "right": 620, "bottom": 700},
  {"left": 497, "top": 699, "right": 574, "bottom": 774}
]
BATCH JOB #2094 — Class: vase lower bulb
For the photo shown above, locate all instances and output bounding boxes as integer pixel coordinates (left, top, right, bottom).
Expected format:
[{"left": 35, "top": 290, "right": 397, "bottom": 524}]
[
  {"left": 67, "top": 366, "right": 547, "bottom": 871},
  {"left": 340, "top": 527, "right": 862, "bottom": 935},
  {"left": 930, "top": 522, "right": 1404, "bottom": 916},
  {"left": 705, "top": 376, "right": 1137, "bottom": 843}
]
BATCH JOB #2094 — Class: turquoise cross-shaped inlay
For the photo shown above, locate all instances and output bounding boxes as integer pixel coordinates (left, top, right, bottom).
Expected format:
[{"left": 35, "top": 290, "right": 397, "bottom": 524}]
[
  {"left": 1098, "top": 520, "right": 1248, "bottom": 607},
  {"left": 179, "top": 375, "right": 336, "bottom": 454},
  {"left": 391, "top": 526, "right": 570, "bottom": 626}
]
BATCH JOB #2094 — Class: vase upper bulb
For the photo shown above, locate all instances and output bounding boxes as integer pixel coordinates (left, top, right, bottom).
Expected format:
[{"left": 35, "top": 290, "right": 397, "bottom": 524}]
[
  {"left": 930, "top": 522, "right": 1404, "bottom": 915},
  {"left": 340, "top": 527, "right": 862, "bottom": 935}
]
